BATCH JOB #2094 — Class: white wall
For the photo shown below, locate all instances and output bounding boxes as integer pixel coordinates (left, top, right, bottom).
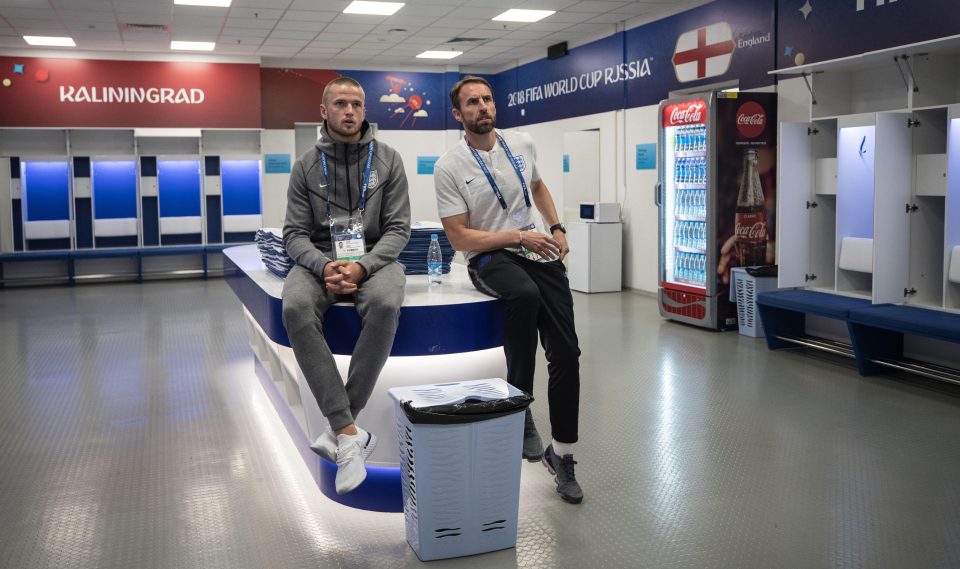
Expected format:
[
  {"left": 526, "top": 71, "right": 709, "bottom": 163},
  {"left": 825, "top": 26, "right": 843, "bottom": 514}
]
[
  {"left": 623, "top": 105, "right": 662, "bottom": 293},
  {"left": 562, "top": 130, "right": 601, "bottom": 223},
  {"left": 375, "top": 130, "right": 447, "bottom": 223},
  {"left": 261, "top": 129, "right": 295, "bottom": 229},
  {"left": 515, "top": 108, "right": 661, "bottom": 292}
]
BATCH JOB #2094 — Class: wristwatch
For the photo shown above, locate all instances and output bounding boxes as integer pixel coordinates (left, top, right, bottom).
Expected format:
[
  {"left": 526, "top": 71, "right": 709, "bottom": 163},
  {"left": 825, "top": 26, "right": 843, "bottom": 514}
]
[{"left": 549, "top": 223, "right": 566, "bottom": 234}]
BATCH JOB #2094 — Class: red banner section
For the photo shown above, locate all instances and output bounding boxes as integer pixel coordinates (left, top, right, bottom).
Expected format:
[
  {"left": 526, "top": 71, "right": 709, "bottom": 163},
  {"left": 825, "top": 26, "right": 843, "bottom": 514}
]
[
  {"left": 260, "top": 67, "right": 341, "bottom": 130},
  {"left": 0, "top": 57, "right": 261, "bottom": 128}
]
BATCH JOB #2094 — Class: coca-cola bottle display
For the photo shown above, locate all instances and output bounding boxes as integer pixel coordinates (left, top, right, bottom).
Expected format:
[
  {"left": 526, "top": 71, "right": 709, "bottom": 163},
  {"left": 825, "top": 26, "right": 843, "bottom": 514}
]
[{"left": 734, "top": 149, "right": 768, "bottom": 267}]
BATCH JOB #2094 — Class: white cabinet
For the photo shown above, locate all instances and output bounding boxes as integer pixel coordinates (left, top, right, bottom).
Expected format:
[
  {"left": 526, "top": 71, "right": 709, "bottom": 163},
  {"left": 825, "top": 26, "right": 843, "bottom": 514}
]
[
  {"left": 567, "top": 221, "right": 622, "bottom": 293},
  {"left": 775, "top": 37, "right": 960, "bottom": 311},
  {"left": 777, "top": 119, "right": 837, "bottom": 291}
]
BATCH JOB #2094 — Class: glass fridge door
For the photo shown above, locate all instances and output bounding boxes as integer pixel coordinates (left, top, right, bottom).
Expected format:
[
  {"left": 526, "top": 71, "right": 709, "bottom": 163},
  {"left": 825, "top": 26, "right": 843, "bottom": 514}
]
[{"left": 662, "top": 99, "right": 708, "bottom": 291}]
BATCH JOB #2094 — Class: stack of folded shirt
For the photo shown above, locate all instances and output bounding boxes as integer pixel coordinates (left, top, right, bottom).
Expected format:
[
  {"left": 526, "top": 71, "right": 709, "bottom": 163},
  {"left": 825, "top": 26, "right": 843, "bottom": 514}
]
[
  {"left": 399, "top": 221, "right": 456, "bottom": 275},
  {"left": 255, "top": 228, "right": 294, "bottom": 279}
]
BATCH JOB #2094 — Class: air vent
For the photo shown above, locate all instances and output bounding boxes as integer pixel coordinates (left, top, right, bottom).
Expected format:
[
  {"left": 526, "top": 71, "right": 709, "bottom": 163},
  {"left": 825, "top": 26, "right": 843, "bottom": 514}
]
[
  {"left": 447, "top": 37, "right": 489, "bottom": 44},
  {"left": 121, "top": 23, "right": 170, "bottom": 32}
]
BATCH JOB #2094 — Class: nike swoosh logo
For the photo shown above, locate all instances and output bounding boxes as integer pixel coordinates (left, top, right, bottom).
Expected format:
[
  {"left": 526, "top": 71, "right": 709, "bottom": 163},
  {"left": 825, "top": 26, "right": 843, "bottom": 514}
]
[
  {"left": 465, "top": 177, "right": 476, "bottom": 185},
  {"left": 318, "top": 183, "right": 328, "bottom": 188}
]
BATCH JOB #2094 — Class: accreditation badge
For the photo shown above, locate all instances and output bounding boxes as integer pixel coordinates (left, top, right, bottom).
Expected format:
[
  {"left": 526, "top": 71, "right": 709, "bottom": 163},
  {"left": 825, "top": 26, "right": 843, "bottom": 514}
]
[{"left": 330, "top": 212, "right": 366, "bottom": 261}]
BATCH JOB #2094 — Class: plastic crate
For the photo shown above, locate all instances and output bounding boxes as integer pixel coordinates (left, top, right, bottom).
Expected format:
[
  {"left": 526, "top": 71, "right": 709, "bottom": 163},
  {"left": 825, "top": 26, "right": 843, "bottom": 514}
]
[
  {"left": 731, "top": 267, "right": 779, "bottom": 337},
  {"left": 387, "top": 379, "right": 531, "bottom": 562}
]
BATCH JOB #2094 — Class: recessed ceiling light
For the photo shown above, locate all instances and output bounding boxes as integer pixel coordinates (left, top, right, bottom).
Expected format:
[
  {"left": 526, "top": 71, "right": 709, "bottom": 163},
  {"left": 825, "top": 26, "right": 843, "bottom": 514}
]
[
  {"left": 23, "top": 35, "right": 76, "bottom": 47},
  {"left": 343, "top": 1, "right": 404, "bottom": 16},
  {"left": 171, "top": 40, "right": 216, "bottom": 51},
  {"left": 174, "top": 0, "right": 232, "bottom": 7},
  {"left": 492, "top": 9, "right": 555, "bottom": 23},
  {"left": 417, "top": 50, "right": 462, "bottom": 59}
]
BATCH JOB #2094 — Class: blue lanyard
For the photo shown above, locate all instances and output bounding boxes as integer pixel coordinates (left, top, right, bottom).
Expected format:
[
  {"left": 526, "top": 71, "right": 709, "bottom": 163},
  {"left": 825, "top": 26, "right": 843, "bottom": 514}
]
[
  {"left": 468, "top": 133, "right": 531, "bottom": 211},
  {"left": 319, "top": 140, "right": 376, "bottom": 219}
]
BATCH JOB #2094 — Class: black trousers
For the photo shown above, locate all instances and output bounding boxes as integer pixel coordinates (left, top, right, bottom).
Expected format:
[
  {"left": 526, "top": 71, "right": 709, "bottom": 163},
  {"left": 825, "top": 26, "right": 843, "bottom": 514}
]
[{"left": 469, "top": 250, "right": 580, "bottom": 443}]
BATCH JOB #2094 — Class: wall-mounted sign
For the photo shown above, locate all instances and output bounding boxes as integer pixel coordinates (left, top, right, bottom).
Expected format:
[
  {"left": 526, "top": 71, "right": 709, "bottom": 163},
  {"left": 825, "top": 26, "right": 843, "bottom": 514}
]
[
  {"left": 417, "top": 156, "right": 439, "bottom": 175},
  {"left": 0, "top": 57, "right": 261, "bottom": 128},
  {"left": 496, "top": 0, "right": 776, "bottom": 126},
  {"left": 264, "top": 154, "right": 291, "bottom": 174},
  {"left": 635, "top": 144, "right": 657, "bottom": 170}
]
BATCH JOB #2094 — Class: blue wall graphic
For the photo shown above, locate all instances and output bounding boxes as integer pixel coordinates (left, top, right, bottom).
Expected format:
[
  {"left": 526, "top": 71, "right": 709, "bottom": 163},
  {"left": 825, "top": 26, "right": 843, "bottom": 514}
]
[{"left": 777, "top": 0, "right": 960, "bottom": 69}]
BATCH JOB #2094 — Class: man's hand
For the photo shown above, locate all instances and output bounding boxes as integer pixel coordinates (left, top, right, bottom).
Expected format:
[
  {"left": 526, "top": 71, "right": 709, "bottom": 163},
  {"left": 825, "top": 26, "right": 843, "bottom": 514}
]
[
  {"left": 323, "top": 260, "right": 359, "bottom": 294},
  {"left": 521, "top": 230, "right": 561, "bottom": 261},
  {"left": 553, "top": 231, "right": 570, "bottom": 261},
  {"left": 337, "top": 261, "right": 366, "bottom": 286}
]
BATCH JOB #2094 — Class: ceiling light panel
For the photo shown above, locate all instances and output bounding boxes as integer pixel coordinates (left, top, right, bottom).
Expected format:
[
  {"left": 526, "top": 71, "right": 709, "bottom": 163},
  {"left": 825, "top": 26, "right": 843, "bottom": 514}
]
[
  {"left": 343, "top": 1, "right": 404, "bottom": 16},
  {"left": 174, "top": 0, "right": 232, "bottom": 7},
  {"left": 492, "top": 9, "right": 556, "bottom": 23},
  {"left": 416, "top": 50, "right": 462, "bottom": 59},
  {"left": 23, "top": 35, "right": 76, "bottom": 46},
  {"left": 171, "top": 40, "right": 216, "bottom": 50}
]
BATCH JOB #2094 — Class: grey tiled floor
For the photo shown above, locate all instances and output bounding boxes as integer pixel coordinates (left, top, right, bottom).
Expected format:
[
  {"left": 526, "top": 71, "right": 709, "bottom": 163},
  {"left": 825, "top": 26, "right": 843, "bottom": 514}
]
[{"left": 1, "top": 279, "right": 959, "bottom": 568}]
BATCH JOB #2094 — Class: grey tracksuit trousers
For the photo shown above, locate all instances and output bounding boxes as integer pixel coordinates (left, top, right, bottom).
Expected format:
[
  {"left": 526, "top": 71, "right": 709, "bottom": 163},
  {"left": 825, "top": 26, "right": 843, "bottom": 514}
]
[{"left": 281, "top": 262, "right": 405, "bottom": 431}]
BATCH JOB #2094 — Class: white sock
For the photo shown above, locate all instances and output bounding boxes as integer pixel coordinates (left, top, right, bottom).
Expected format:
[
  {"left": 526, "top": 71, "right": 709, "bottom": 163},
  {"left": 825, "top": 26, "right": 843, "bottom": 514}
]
[{"left": 552, "top": 439, "right": 575, "bottom": 457}]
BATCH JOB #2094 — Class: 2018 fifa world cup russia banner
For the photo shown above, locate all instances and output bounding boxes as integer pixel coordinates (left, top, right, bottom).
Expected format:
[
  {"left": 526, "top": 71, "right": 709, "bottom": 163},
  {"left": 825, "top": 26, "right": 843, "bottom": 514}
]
[{"left": 0, "top": 57, "right": 262, "bottom": 128}]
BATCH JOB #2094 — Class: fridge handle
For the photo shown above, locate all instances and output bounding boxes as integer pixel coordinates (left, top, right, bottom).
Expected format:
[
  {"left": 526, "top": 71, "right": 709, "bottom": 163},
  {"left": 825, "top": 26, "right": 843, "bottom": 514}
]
[{"left": 654, "top": 183, "right": 662, "bottom": 207}]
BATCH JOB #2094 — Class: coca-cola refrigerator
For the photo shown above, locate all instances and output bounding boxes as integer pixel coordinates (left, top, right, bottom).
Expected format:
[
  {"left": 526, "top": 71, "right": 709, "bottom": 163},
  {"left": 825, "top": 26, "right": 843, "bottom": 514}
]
[{"left": 656, "top": 91, "right": 777, "bottom": 330}]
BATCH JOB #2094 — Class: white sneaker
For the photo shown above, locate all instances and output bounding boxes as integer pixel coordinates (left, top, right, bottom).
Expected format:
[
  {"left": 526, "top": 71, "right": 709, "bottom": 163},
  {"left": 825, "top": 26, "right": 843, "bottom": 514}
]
[
  {"left": 335, "top": 428, "right": 377, "bottom": 495},
  {"left": 309, "top": 429, "right": 337, "bottom": 462}
]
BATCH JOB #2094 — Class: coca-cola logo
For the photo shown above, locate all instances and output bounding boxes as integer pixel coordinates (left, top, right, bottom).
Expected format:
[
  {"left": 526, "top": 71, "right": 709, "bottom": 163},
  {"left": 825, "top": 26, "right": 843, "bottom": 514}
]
[
  {"left": 666, "top": 101, "right": 705, "bottom": 126},
  {"left": 735, "top": 101, "right": 766, "bottom": 138},
  {"left": 735, "top": 220, "right": 767, "bottom": 241}
]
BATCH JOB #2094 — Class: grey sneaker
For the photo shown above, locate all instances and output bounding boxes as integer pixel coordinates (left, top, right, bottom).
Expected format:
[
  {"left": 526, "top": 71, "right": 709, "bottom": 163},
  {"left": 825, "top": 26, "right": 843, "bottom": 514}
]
[
  {"left": 523, "top": 409, "right": 544, "bottom": 461},
  {"left": 542, "top": 444, "right": 583, "bottom": 504}
]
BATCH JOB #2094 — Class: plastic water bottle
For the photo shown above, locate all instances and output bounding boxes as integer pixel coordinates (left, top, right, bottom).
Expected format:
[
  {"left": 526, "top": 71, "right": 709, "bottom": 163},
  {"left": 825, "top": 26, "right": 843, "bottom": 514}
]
[{"left": 427, "top": 234, "right": 443, "bottom": 286}]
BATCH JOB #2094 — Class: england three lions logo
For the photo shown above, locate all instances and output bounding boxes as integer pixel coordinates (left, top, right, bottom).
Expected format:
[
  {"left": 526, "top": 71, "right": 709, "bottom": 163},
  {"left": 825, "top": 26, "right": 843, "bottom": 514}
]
[
  {"left": 366, "top": 170, "right": 379, "bottom": 189},
  {"left": 512, "top": 155, "right": 526, "bottom": 172}
]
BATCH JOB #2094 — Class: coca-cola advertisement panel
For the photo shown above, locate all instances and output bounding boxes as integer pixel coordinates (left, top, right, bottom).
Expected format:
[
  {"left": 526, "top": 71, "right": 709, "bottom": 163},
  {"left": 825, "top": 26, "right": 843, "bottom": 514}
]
[{"left": 715, "top": 92, "right": 777, "bottom": 302}]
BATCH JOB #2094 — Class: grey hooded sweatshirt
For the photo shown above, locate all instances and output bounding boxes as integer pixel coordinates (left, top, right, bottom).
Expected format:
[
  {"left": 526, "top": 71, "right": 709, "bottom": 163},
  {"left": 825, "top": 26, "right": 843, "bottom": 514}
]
[{"left": 283, "top": 121, "right": 411, "bottom": 278}]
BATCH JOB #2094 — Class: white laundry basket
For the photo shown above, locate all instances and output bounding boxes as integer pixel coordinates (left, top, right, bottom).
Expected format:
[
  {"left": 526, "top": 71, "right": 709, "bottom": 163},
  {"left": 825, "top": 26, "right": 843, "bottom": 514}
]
[
  {"left": 730, "top": 267, "right": 779, "bottom": 337},
  {"left": 388, "top": 379, "right": 532, "bottom": 562}
]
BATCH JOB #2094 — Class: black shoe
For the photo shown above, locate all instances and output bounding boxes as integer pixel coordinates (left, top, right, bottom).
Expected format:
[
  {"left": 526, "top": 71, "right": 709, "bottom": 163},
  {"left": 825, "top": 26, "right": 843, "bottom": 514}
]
[
  {"left": 542, "top": 444, "right": 583, "bottom": 504},
  {"left": 523, "top": 409, "right": 544, "bottom": 461}
]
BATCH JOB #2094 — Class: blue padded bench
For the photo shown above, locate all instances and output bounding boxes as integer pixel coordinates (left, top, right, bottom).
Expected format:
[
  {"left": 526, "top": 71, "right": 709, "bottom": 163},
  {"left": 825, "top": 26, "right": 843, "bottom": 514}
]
[
  {"left": 756, "top": 290, "right": 874, "bottom": 355},
  {"left": 847, "top": 305, "right": 960, "bottom": 383}
]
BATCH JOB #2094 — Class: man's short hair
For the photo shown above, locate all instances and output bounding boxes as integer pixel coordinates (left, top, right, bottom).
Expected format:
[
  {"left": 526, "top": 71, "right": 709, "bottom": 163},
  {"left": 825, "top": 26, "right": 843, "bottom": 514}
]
[
  {"left": 449, "top": 76, "right": 493, "bottom": 110},
  {"left": 322, "top": 76, "right": 365, "bottom": 105}
]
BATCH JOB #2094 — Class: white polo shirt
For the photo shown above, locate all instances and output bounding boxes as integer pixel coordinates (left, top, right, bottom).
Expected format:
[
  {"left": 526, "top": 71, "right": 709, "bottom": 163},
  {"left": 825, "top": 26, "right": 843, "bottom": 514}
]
[{"left": 434, "top": 129, "right": 544, "bottom": 263}]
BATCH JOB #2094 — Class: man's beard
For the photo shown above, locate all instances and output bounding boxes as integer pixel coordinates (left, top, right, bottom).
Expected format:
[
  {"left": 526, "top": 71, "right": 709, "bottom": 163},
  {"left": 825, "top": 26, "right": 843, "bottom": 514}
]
[
  {"left": 329, "top": 120, "right": 361, "bottom": 140},
  {"left": 465, "top": 113, "right": 495, "bottom": 135}
]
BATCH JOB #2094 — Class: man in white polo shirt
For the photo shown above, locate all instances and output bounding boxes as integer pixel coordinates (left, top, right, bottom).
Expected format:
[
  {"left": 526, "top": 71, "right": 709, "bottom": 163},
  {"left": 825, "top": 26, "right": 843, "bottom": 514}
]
[{"left": 433, "top": 76, "right": 583, "bottom": 504}]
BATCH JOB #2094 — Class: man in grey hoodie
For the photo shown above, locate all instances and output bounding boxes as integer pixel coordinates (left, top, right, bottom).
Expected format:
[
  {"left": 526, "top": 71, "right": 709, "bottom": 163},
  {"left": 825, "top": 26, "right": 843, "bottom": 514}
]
[{"left": 282, "top": 77, "right": 411, "bottom": 495}]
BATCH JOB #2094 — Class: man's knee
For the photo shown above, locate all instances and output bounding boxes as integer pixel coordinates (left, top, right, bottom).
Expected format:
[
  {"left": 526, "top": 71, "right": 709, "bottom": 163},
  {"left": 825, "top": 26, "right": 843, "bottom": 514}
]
[
  {"left": 282, "top": 291, "right": 319, "bottom": 331},
  {"left": 360, "top": 292, "right": 402, "bottom": 326},
  {"left": 504, "top": 281, "right": 540, "bottom": 308}
]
